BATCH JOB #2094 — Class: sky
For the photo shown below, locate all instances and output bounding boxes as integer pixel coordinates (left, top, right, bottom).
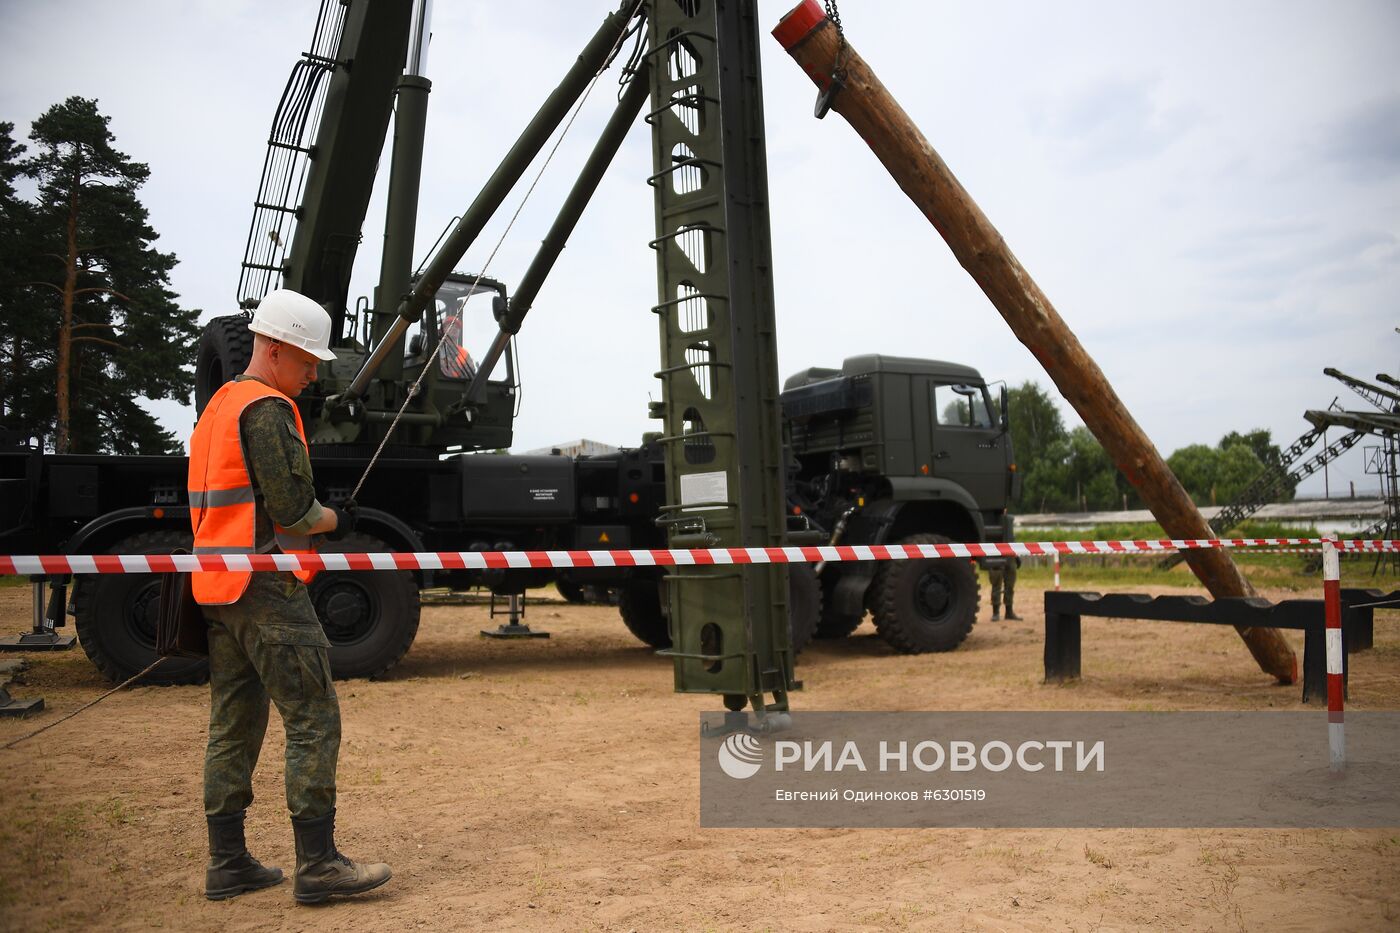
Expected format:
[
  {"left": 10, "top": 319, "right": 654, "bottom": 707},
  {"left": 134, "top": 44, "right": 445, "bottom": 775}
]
[{"left": 2, "top": 0, "right": 1397, "bottom": 498}]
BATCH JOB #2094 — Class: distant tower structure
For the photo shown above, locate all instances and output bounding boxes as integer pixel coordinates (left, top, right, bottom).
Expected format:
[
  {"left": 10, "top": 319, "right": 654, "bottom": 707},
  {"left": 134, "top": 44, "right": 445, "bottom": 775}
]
[
  {"left": 1307, "top": 332, "right": 1400, "bottom": 574},
  {"left": 1165, "top": 330, "right": 1398, "bottom": 575}
]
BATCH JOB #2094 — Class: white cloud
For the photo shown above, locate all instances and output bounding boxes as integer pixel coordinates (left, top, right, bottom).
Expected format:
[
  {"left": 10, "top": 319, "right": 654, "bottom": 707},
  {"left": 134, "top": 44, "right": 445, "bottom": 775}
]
[{"left": 2, "top": 0, "right": 1396, "bottom": 497}]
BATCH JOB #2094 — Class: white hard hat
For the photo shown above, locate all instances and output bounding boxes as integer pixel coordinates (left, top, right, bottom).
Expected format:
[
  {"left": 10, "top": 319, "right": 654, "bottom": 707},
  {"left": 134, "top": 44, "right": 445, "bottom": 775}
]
[{"left": 249, "top": 289, "right": 337, "bottom": 361}]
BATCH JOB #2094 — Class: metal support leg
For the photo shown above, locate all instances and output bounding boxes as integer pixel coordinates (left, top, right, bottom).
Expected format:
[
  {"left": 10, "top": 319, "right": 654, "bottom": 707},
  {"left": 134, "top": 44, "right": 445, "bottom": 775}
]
[
  {"left": 480, "top": 593, "right": 549, "bottom": 639},
  {"left": 1345, "top": 605, "right": 1374, "bottom": 653},
  {"left": 1301, "top": 621, "right": 1347, "bottom": 704},
  {"left": 1043, "top": 611, "right": 1080, "bottom": 683},
  {"left": 0, "top": 578, "right": 76, "bottom": 651}
]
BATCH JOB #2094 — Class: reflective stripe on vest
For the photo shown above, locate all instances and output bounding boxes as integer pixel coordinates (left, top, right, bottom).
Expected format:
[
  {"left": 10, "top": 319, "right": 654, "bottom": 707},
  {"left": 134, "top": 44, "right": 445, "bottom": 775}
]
[{"left": 188, "top": 379, "right": 319, "bottom": 605}]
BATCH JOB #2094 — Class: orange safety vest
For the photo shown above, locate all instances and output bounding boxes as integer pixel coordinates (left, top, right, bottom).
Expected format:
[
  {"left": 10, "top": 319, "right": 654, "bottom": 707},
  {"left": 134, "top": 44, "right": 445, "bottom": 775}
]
[{"left": 188, "top": 379, "right": 318, "bottom": 605}]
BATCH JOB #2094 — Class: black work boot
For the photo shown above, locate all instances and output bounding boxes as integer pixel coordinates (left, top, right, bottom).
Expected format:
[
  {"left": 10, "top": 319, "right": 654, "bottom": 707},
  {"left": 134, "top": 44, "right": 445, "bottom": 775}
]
[
  {"left": 292, "top": 810, "right": 391, "bottom": 904},
  {"left": 991, "top": 604, "right": 1001, "bottom": 621},
  {"left": 206, "top": 811, "right": 284, "bottom": 900},
  {"left": 1005, "top": 600, "right": 1021, "bottom": 621}
]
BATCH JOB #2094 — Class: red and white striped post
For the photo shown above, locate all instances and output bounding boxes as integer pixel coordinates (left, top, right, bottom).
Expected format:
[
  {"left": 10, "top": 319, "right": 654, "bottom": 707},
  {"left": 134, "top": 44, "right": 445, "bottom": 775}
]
[
  {"left": 1053, "top": 552, "right": 1061, "bottom": 591},
  {"left": 1322, "top": 537, "right": 1344, "bottom": 772}
]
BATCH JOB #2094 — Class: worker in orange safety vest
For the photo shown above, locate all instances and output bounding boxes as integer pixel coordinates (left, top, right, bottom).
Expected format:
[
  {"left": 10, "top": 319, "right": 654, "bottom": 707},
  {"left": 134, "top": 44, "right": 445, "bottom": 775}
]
[{"left": 188, "top": 288, "right": 391, "bottom": 904}]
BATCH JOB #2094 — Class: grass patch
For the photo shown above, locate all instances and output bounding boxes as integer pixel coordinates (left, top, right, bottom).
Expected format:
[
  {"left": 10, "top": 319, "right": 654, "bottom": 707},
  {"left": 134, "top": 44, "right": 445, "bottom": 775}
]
[
  {"left": 1017, "top": 519, "right": 1322, "bottom": 542},
  {"left": 1083, "top": 844, "right": 1113, "bottom": 869},
  {"left": 1012, "top": 519, "right": 1400, "bottom": 592}
]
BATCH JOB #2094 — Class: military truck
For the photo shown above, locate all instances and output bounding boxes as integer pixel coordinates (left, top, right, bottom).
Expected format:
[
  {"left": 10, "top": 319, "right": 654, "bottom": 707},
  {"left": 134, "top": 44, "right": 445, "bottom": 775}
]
[
  {"left": 0, "top": 344, "right": 1013, "bottom": 683},
  {"left": 782, "top": 355, "right": 1017, "bottom": 653}
]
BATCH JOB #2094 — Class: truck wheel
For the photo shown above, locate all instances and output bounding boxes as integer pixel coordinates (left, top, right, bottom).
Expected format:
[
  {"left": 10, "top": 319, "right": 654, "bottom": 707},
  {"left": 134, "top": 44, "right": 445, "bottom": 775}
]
[
  {"left": 72, "top": 529, "right": 210, "bottom": 686},
  {"left": 307, "top": 532, "right": 420, "bottom": 679},
  {"left": 815, "top": 570, "right": 864, "bottom": 639},
  {"left": 195, "top": 314, "right": 254, "bottom": 415},
  {"left": 870, "top": 533, "right": 979, "bottom": 653},
  {"left": 618, "top": 577, "right": 670, "bottom": 649},
  {"left": 555, "top": 579, "right": 587, "bottom": 604},
  {"left": 788, "top": 563, "right": 820, "bottom": 655}
]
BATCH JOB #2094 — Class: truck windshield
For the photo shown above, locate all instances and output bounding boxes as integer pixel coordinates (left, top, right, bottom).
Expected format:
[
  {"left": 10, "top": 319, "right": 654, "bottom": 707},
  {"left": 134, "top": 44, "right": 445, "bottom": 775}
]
[
  {"left": 934, "top": 383, "right": 994, "bottom": 429},
  {"left": 401, "top": 279, "right": 503, "bottom": 381}
]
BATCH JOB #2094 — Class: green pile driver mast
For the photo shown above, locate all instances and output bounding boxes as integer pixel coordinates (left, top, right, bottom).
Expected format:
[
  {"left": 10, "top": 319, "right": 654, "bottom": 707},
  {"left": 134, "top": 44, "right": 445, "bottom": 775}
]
[{"left": 233, "top": 0, "right": 798, "bottom": 728}]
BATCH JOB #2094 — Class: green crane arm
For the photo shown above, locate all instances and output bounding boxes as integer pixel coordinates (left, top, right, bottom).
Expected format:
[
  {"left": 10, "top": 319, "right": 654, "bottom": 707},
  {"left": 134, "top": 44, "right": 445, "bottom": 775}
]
[{"left": 281, "top": 0, "right": 415, "bottom": 332}]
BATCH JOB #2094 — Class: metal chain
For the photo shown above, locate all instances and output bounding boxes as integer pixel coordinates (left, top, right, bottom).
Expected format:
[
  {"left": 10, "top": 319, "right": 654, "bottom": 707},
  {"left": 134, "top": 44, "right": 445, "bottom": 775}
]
[
  {"left": 349, "top": 0, "right": 646, "bottom": 501},
  {"left": 823, "top": 0, "right": 844, "bottom": 38},
  {"left": 1, "top": 657, "right": 165, "bottom": 751},
  {"left": 824, "top": 0, "right": 848, "bottom": 76}
]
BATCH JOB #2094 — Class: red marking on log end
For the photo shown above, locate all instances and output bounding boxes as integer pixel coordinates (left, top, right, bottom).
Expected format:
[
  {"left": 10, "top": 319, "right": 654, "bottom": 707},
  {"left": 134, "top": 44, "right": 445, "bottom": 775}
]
[{"left": 772, "top": 0, "right": 826, "bottom": 51}]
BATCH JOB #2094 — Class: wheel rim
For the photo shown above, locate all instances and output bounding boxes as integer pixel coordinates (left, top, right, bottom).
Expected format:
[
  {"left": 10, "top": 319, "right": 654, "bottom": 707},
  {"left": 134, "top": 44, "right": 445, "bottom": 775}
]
[
  {"left": 312, "top": 576, "right": 379, "bottom": 646},
  {"left": 127, "top": 580, "right": 162, "bottom": 649},
  {"left": 914, "top": 566, "right": 954, "bottom": 620}
]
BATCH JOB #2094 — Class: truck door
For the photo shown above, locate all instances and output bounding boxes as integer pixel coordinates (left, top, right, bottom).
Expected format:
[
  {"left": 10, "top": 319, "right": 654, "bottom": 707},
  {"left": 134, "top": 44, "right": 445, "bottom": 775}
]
[{"left": 927, "top": 382, "right": 1005, "bottom": 507}]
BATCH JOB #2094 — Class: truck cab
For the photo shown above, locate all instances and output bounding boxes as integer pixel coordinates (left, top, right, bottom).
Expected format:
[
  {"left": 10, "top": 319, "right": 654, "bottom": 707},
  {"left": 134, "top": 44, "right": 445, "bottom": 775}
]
[{"left": 781, "top": 355, "right": 1017, "bottom": 652}]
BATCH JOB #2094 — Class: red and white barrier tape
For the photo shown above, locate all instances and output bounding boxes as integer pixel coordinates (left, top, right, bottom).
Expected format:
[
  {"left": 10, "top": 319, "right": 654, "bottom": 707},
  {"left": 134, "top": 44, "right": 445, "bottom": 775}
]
[{"left": 0, "top": 538, "right": 1395, "bottom": 576}]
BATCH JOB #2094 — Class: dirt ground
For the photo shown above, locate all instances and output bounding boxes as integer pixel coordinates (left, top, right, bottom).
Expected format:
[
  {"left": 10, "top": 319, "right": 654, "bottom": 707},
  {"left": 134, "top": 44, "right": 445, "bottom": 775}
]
[{"left": 0, "top": 576, "right": 1396, "bottom": 932}]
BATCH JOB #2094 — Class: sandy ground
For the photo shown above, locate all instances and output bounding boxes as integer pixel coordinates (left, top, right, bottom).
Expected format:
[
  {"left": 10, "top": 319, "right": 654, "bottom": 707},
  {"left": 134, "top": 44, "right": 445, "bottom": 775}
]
[{"left": 0, "top": 576, "right": 1396, "bottom": 932}]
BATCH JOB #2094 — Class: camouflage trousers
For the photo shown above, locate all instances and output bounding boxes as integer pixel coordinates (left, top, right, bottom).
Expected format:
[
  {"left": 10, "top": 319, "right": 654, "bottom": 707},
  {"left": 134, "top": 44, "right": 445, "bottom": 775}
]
[
  {"left": 203, "top": 572, "right": 340, "bottom": 821},
  {"left": 988, "top": 568, "right": 1015, "bottom": 609}
]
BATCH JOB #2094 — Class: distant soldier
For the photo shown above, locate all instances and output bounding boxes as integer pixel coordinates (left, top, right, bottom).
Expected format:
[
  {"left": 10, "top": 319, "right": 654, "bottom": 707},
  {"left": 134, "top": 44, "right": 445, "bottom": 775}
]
[
  {"left": 188, "top": 289, "right": 391, "bottom": 903},
  {"left": 986, "top": 557, "right": 1021, "bottom": 621}
]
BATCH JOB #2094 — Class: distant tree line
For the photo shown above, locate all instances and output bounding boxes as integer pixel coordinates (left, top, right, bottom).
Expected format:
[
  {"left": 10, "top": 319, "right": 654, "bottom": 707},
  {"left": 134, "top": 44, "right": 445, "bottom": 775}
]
[
  {"left": 0, "top": 97, "right": 199, "bottom": 455},
  {"left": 1002, "top": 381, "right": 1295, "bottom": 513}
]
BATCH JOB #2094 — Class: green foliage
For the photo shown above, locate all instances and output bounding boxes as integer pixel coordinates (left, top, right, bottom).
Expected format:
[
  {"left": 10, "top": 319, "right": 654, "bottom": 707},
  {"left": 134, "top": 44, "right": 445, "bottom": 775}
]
[
  {"left": 0, "top": 97, "right": 200, "bottom": 454},
  {"left": 0, "top": 121, "right": 44, "bottom": 444},
  {"left": 1221, "top": 429, "right": 1295, "bottom": 500},
  {"left": 1006, "top": 382, "right": 1137, "bottom": 513},
  {"left": 1004, "top": 378, "right": 1291, "bottom": 515},
  {"left": 1165, "top": 430, "right": 1284, "bottom": 507},
  {"left": 1007, "top": 380, "right": 1064, "bottom": 473}
]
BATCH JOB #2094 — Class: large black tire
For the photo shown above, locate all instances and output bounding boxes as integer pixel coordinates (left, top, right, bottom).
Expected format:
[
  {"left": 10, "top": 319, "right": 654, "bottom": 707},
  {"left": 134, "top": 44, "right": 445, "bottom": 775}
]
[
  {"left": 555, "top": 578, "right": 588, "bottom": 604},
  {"left": 307, "top": 532, "right": 420, "bottom": 679},
  {"left": 618, "top": 569, "right": 819, "bottom": 654},
  {"left": 815, "top": 568, "right": 864, "bottom": 639},
  {"left": 618, "top": 577, "right": 670, "bottom": 649},
  {"left": 787, "top": 563, "right": 820, "bottom": 656},
  {"left": 72, "top": 529, "right": 210, "bottom": 686},
  {"left": 195, "top": 314, "right": 254, "bottom": 415},
  {"left": 870, "top": 533, "right": 980, "bottom": 654}
]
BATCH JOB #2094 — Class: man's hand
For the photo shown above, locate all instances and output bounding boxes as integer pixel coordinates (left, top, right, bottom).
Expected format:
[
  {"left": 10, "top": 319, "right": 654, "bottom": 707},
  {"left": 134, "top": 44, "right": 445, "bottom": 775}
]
[{"left": 325, "top": 499, "right": 359, "bottom": 541}]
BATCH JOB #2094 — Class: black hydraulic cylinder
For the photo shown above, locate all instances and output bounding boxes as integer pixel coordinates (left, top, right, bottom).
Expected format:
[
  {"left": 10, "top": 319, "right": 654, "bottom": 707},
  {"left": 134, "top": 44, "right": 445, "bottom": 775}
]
[
  {"left": 338, "top": 0, "right": 641, "bottom": 405},
  {"left": 370, "top": 72, "right": 432, "bottom": 383},
  {"left": 464, "top": 59, "right": 652, "bottom": 403}
]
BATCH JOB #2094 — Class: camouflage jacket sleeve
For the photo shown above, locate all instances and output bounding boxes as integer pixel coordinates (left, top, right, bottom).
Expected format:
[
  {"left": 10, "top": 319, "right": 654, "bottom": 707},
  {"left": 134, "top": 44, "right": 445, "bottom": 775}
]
[{"left": 239, "top": 396, "right": 325, "bottom": 535}]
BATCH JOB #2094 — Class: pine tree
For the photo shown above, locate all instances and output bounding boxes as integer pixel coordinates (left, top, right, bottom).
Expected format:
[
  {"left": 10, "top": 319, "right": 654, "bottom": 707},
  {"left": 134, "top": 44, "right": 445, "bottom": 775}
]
[
  {"left": 18, "top": 97, "right": 199, "bottom": 454},
  {"left": 0, "top": 121, "right": 45, "bottom": 443}
]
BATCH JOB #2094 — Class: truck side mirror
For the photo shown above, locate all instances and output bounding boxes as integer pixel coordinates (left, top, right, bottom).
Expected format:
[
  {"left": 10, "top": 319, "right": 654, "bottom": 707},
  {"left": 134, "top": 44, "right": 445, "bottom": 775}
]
[
  {"left": 999, "top": 384, "right": 1009, "bottom": 431},
  {"left": 492, "top": 295, "right": 508, "bottom": 322}
]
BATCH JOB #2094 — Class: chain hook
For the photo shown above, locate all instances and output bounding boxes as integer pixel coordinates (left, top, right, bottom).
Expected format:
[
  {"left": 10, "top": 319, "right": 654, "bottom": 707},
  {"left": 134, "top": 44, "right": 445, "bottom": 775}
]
[{"left": 815, "top": 1, "right": 848, "bottom": 119}]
